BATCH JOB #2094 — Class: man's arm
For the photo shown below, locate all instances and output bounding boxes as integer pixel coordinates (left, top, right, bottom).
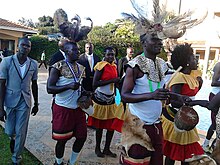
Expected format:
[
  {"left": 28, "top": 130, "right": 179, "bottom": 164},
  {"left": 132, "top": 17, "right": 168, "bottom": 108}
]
[
  {"left": 0, "top": 57, "right": 8, "bottom": 121},
  {"left": 117, "top": 58, "right": 123, "bottom": 78},
  {"left": 208, "top": 92, "right": 220, "bottom": 113},
  {"left": 31, "top": 80, "right": 38, "bottom": 105},
  {"left": 31, "top": 79, "right": 39, "bottom": 116},
  {"left": 0, "top": 79, "right": 6, "bottom": 121},
  {"left": 211, "top": 62, "right": 220, "bottom": 86},
  {"left": 47, "top": 68, "right": 80, "bottom": 94},
  {"left": 121, "top": 66, "right": 169, "bottom": 103}
]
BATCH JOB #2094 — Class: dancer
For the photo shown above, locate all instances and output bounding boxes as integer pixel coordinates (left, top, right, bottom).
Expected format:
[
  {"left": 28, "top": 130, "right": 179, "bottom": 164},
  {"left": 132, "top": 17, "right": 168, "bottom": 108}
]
[
  {"left": 119, "top": 0, "right": 206, "bottom": 164},
  {"left": 202, "top": 61, "right": 220, "bottom": 153},
  {"left": 162, "top": 44, "right": 204, "bottom": 165},
  {"left": 47, "top": 10, "right": 93, "bottom": 165},
  {"left": 87, "top": 46, "right": 120, "bottom": 158},
  {"left": 47, "top": 41, "right": 86, "bottom": 165}
]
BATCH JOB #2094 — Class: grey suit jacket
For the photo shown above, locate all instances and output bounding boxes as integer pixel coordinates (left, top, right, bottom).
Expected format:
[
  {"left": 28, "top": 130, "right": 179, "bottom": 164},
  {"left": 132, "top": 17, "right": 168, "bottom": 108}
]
[{"left": 0, "top": 55, "right": 38, "bottom": 108}]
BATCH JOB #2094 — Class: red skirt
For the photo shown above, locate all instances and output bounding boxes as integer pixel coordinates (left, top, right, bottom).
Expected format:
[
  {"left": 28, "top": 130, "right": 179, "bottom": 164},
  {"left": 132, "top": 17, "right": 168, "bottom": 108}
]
[
  {"left": 87, "top": 117, "right": 115, "bottom": 131},
  {"left": 111, "top": 118, "right": 124, "bottom": 133},
  {"left": 163, "top": 140, "right": 204, "bottom": 161},
  {"left": 52, "top": 103, "right": 87, "bottom": 140}
]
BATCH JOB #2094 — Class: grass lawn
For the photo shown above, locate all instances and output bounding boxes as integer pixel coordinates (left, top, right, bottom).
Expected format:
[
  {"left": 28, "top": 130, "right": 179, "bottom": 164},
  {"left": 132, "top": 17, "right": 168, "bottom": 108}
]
[{"left": 0, "top": 125, "right": 43, "bottom": 165}]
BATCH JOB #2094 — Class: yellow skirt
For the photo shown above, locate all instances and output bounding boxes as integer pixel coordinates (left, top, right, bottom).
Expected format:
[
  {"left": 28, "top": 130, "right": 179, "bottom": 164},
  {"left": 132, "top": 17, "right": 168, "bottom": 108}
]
[{"left": 161, "top": 115, "right": 200, "bottom": 145}]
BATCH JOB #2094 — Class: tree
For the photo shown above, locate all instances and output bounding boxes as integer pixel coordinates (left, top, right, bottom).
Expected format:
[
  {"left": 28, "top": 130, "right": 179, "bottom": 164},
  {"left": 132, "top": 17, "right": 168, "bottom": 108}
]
[
  {"left": 29, "top": 35, "right": 58, "bottom": 61},
  {"left": 35, "top": 15, "right": 58, "bottom": 35},
  {"left": 53, "top": 8, "right": 68, "bottom": 29},
  {"left": 37, "top": 15, "right": 54, "bottom": 27},
  {"left": 18, "top": 17, "right": 36, "bottom": 28},
  {"left": 86, "top": 21, "right": 141, "bottom": 58},
  {"left": 114, "top": 19, "right": 136, "bottom": 39}
]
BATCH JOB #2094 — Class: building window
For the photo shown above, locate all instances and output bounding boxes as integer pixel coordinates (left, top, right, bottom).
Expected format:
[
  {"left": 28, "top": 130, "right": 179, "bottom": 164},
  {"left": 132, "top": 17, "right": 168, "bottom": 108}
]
[{"left": 0, "top": 39, "right": 15, "bottom": 56}]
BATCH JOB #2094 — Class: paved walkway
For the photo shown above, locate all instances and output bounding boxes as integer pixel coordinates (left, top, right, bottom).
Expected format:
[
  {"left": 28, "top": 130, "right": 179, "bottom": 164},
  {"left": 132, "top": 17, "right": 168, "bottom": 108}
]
[{"left": 0, "top": 67, "right": 214, "bottom": 165}]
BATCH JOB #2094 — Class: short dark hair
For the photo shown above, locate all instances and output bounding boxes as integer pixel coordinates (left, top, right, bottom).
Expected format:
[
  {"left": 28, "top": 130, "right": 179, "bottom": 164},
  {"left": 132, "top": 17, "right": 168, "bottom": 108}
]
[
  {"left": 104, "top": 46, "right": 115, "bottom": 54},
  {"left": 18, "top": 37, "right": 30, "bottom": 43},
  {"left": 171, "top": 43, "right": 193, "bottom": 70},
  {"left": 63, "top": 41, "right": 78, "bottom": 52}
]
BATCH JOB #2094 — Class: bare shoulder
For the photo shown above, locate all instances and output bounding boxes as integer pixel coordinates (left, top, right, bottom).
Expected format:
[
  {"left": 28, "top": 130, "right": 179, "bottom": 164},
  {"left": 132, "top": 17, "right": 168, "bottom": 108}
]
[{"left": 126, "top": 65, "right": 143, "bottom": 79}]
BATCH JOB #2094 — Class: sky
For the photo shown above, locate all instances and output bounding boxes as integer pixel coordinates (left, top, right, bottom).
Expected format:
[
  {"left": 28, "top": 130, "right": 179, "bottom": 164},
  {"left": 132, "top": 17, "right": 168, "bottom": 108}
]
[
  {"left": 1, "top": 0, "right": 215, "bottom": 26},
  {"left": 1, "top": 0, "right": 135, "bottom": 26}
]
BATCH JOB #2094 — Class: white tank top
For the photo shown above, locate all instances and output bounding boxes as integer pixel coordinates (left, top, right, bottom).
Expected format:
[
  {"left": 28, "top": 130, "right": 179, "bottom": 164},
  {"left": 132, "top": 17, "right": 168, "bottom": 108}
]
[{"left": 129, "top": 74, "right": 165, "bottom": 125}]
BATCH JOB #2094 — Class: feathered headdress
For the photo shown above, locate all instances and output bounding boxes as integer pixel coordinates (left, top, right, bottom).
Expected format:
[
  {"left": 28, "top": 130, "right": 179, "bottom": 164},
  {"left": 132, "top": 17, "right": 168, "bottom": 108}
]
[
  {"left": 122, "top": 0, "right": 207, "bottom": 39},
  {"left": 54, "top": 8, "right": 93, "bottom": 42}
]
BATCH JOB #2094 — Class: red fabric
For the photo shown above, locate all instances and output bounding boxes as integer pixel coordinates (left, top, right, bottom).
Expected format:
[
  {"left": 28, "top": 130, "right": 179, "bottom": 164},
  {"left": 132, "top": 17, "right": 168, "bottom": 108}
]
[
  {"left": 52, "top": 103, "right": 87, "bottom": 140},
  {"left": 163, "top": 81, "right": 203, "bottom": 161},
  {"left": 111, "top": 118, "right": 124, "bottom": 133},
  {"left": 120, "top": 153, "right": 150, "bottom": 165},
  {"left": 181, "top": 84, "right": 199, "bottom": 96},
  {"left": 87, "top": 116, "right": 114, "bottom": 131},
  {"left": 122, "top": 160, "right": 150, "bottom": 165},
  {"left": 163, "top": 140, "right": 204, "bottom": 161},
  {"left": 101, "top": 64, "right": 117, "bottom": 81}
]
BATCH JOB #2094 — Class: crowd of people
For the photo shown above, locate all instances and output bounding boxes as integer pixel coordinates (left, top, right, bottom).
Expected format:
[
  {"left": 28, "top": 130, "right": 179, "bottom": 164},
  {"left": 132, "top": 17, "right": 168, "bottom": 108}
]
[
  {"left": 0, "top": 3, "right": 220, "bottom": 165},
  {"left": 1, "top": 36, "right": 220, "bottom": 165}
]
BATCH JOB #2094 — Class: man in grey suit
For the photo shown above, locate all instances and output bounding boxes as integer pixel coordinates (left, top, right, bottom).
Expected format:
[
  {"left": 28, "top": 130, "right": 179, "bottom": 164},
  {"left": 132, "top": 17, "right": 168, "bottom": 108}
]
[{"left": 0, "top": 37, "right": 39, "bottom": 165}]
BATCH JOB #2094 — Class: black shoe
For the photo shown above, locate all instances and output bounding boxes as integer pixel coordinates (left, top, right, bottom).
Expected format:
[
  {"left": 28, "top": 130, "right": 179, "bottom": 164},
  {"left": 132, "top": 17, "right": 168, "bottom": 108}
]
[
  {"left": 10, "top": 139, "right": 15, "bottom": 153},
  {"left": 95, "top": 149, "right": 105, "bottom": 158},
  {"left": 103, "top": 149, "right": 117, "bottom": 158}
]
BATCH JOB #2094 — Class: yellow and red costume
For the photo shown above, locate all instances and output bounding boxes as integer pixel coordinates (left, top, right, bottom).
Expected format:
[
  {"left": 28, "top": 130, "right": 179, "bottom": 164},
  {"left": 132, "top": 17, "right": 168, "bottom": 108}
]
[
  {"left": 87, "top": 61, "right": 123, "bottom": 131},
  {"left": 162, "top": 70, "right": 204, "bottom": 161}
]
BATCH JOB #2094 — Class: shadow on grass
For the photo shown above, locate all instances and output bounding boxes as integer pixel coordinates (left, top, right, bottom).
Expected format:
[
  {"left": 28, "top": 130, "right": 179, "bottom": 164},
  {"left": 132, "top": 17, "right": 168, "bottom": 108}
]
[{"left": 0, "top": 125, "right": 43, "bottom": 165}]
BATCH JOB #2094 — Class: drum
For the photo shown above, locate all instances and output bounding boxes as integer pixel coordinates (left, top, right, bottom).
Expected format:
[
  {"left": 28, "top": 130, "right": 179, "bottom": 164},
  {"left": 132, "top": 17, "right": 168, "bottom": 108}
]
[
  {"left": 77, "top": 91, "right": 94, "bottom": 115},
  {"left": 174, "top": 105, "right": 199, "bottom": 132}
]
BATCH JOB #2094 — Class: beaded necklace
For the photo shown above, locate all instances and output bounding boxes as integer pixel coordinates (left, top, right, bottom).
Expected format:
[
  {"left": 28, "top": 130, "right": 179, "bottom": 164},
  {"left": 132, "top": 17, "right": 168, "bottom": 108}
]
[{"left": 65, "top": 60, "right": 79, "bottom": 82}]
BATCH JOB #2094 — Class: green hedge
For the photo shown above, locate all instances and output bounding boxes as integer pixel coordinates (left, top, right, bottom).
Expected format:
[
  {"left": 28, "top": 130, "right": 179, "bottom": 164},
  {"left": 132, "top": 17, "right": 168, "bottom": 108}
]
[
  {"left": 29, "top": 35, "right": 58, "bottom": 62},
  {"left": 28, "top": 35, "right": 167, "bottom": 62}
]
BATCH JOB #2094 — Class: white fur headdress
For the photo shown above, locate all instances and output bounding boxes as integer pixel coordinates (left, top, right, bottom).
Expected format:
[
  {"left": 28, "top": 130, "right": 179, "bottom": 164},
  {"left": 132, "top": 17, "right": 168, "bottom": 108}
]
[{"left": 122, "top": 0, "right": 207, "bottom": 39}]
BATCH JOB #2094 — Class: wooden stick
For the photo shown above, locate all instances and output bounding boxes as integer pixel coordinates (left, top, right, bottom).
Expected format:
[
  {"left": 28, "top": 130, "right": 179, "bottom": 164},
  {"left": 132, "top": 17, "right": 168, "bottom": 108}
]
[
  {"left": 165, "top": 66, "right": 182, "bottom": 89},
  {"left": 78, "top": 68, "right": 85, "bottom": 83}
]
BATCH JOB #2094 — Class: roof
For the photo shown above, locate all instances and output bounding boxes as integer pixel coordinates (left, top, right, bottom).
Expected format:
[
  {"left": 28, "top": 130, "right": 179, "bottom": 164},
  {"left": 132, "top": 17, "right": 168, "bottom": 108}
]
[{"left": 0, "top": 18, "right": 37, "bottom": 34}]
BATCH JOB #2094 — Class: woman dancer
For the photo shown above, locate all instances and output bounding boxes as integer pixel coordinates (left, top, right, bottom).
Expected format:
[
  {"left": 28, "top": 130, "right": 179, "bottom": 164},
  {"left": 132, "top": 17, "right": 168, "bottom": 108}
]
[
  {"left": 87, "top": 46, "right": 120, "bottom": 158},
  {"left": 162, "top": 43, "right": 204, "bottom": 165}
]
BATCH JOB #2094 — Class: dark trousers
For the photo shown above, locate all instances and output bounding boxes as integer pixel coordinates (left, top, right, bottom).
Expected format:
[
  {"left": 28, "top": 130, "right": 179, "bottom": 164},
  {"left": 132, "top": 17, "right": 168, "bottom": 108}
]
[{"left": 38, "top": 60, "right": 47, "bottom": 69}]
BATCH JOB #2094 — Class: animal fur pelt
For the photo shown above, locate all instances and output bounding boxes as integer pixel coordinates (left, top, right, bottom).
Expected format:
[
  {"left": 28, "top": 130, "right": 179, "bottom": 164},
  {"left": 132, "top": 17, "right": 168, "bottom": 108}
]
[
  {"left": 186, "top": 139, "right": 220, "bottom": 165},
  {"left": 187, "top": 155, "right": 217, "bottom": 165},
  {"left": 211, "top": 139, "right": 220, "bottom": 165},
  {"left": 120, "top": 110, "right": 154, "bottom": 155}
]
